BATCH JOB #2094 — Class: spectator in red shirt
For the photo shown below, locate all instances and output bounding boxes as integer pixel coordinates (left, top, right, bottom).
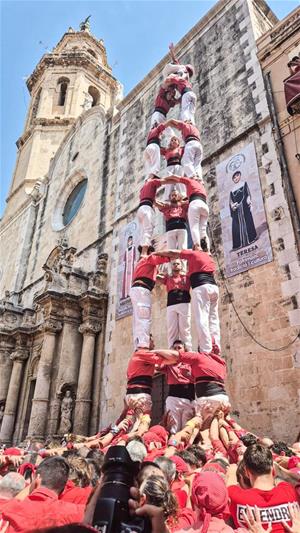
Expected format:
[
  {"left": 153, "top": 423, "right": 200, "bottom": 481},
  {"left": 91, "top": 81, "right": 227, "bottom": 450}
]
[
  {"left": 144, "top": 122, "right": 166, "bottom": 179},
  {"left": 165, "top": 119, "right": 203, "bottom": 179},
  {"left": 155, "top": 248, "right": 219, "bottom": 354},
  {"left": 156, "top": 260, "right": 192, "bottom": 350},
  {"left": 130, "top": 251, "right": 169, "bottom": 349},
  {"left": 0, "top": 473, "right": 26, "bottom": 510},
  {"left": 1, "top": 456, "right": 84, "bottom": 532},
  {"left": 164, "top": 76, "right": 197, "bottom": 124},
  {"left": 137, "top": 176, "right": 162, "bottom": 256},
  {"left": 155, "top": 189, "right": 188, "bottom": 250},
  {"left": 228, "top": 444, "right": 299, "bottom": 532}
]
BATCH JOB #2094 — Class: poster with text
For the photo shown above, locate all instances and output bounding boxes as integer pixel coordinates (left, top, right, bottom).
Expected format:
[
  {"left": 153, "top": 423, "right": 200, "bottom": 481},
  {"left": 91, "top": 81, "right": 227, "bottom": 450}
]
[
  {"left": 215, "top": 142, "right": 273, "bottom": 278},
  {"left": 116, "top": 220, "right": 139, "bottom": 320}
]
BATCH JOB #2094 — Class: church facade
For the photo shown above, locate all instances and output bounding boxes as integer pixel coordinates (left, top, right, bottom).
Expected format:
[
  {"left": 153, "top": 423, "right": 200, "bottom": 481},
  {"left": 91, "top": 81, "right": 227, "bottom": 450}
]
[{"left": 0, "top": 0, "right": 299, "bottom": 445}]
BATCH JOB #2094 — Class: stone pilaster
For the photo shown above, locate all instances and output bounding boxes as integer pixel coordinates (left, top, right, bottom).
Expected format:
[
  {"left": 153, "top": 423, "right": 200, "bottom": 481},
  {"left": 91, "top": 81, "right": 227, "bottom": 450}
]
[
  {"left": 0, "top": 336, "right": 29, "bottom": 444},
  {"left": 73, "top": 293, "right": 103, "bottom": 435},
  {"left": 0, "top": 335, "right": 15, "bottom": 402},
  {"left": 27, "top": 318, "right": 62, "bottom": 439}
]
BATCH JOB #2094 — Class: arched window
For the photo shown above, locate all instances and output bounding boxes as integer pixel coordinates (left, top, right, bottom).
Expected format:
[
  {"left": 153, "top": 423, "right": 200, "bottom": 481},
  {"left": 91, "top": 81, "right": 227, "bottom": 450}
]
[
  {"left": 62, "top": 179, "right": 87, "bottom": 226},
  {"left": 88, "top": 86, "right": 100, "bottom": 107},
  {"left": 57, "top": 77, "right": 70, "bottom": 107},
  {"left": 87, "top": 48, "right": 97, "bottom": 59}
]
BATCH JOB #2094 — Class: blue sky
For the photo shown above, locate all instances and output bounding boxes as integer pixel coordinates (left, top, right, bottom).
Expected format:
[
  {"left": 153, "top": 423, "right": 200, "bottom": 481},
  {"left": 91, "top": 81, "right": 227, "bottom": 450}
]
[{"left": 1, "top": 0, "right": 299, "bottom": 216}]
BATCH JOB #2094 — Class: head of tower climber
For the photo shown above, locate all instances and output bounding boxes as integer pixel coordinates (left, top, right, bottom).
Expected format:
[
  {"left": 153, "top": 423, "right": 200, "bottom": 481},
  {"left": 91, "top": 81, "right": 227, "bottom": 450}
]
[
  {"left": 171, "top": 259, "right": 183, "bottom": 275},
  {"left": 169, "top": 189, "right": 181, "bottom": 204},
  {"left": 172, "top": 340, "right": 185, "bottom": 352},
  {"left": 232, "top": 171, "right": 241, "bottom": 184},
  {"left": 185, "top": 64, "right": 194, "bottom": 78},
  {"left": 168, "top": 136, "right": 180, "bottom": 150}
]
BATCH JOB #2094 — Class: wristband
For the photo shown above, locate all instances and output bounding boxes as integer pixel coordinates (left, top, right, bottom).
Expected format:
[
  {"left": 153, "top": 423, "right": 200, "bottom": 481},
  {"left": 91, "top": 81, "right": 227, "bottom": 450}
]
[
  {"left": 111, "top": 425, "right": 120, "bottom": 435},
  {"left": 140, "top": 414, "right": 151, "bottom": 424},
  {"left": 186, "top": 421, "right": 196, "bottom": 429},
  {"left": 168, "top": 439, "right": 178, "bottom": 447}
]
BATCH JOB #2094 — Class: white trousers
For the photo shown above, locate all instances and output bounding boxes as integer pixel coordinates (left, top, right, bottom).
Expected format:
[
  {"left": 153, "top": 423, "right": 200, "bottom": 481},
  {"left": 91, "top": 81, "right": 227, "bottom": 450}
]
[
  {"left": 130, "top": 286, "right": 152, "bottom": 349},
  {"left": 165, "top": 396, "right": 194, "bottom": 434},
  {"left": 194, "top": 395, "right": 230, "bottom": 423},
  {"left": 125, "top": 393, "right": 152, "bottom": 414},
  {"left": 180, "top": 91, "right": 197, "bottom": 124},
  {"left": 191, "top": 284, "right": 220, "bottom": 353},
  {"left": 144, "top": 143, "right": 160, "bottom": 178},
  {"left": 166, "top": 229, "right": 188, "bottom": 250},
  {"left": 166, "top": 302, "right": 192, "bottom": 350},
  {"left": 150, "top": 111, "right": 165, "bottom": 128},
  {"left": 137, "top": 205, "right": 154, "bottom": 247},
  {"left": 182, "top": 140, "right": 203, "bottom": 178},
  {"left": 188, "top": 199, "right": 209, "bottom": 247}
]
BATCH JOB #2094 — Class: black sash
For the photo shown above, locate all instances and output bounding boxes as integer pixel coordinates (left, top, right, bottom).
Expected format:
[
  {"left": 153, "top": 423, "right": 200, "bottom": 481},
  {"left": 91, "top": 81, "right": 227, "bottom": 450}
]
[
  {"left": 166, "top": 218, "right": 187, "bottom": 232},
  {"left": 185, "top": 135, "right": 200, "bottom": 143},
  {"left": 147, "top": 138, "right": 160, "bottom": 146},
  {"left": 190, "top": 272, "right": 216, "bottom": 289},
  {"left": 139, "top": 199, "right": 153, "bottom": 208},
  {"left": 154, "top": 107, "right": 167, "bottom": 116},
  {"left": 126, "top": 386, "right": 152, "bottom": 395},
  {"left": 132, "top": 277, "right": 155, "bottom": 291},
  {"left": 167, "top": 157, "right": 181, "bottom": 167},
  {"left": 195, "top": 377, "right": 225, "bottom": 398},
  {"left": 168, "top": 383, "right": 195, "bottom": 400},
  {"left": 189, "top": 193, "right": 207, "bottom": 203},
  {"left": 167, "top": 289, "right": 190, "bottom": 306}
]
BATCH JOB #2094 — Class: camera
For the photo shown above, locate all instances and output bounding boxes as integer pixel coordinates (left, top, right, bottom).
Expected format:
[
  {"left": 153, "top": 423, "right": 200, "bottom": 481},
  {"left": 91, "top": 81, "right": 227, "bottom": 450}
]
[{"left": 92, "top": 445, "right": 151, "bottom": 532}]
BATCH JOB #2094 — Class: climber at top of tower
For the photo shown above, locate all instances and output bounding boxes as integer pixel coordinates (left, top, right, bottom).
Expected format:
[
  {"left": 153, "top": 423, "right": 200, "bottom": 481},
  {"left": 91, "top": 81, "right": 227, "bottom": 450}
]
[
  {"left": 163, "top": 43, "right": 194, "bottom": 81},
  {"left": 163, "top": 76, "right": 197, "bottom": 124}
]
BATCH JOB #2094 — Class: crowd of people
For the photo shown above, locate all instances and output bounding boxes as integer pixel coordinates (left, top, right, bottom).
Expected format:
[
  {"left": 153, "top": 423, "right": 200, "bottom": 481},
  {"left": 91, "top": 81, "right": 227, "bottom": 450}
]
[{"left": 1, "top": 45, "right": 300, "bottom": 533}]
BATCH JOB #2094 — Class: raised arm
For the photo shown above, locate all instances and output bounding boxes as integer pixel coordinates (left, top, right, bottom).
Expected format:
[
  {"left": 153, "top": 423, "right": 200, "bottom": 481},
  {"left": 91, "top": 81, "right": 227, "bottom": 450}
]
[
  {"left": 153, "top": 249, "right": 181, "bottom": 258},
  {"left": 153, "top": 349, "right": 179, "bottom": 364},
  {"left": 169, "top": 42, "right": 179, "bottom": 64},
  {"left": 154, "top": 198, "right": 167, "bottom": 211}
]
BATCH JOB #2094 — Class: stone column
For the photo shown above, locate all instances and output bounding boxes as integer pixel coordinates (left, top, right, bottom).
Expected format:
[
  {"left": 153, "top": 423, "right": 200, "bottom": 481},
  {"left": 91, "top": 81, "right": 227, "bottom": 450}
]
[
  {"left": 27, "top": 319, "right": 62, "bottom": 439},
  {"left": 73, "top": 320, "right": 101, "bottom": 435},
  {"left": 0, "top": 335, "right": 15, "bottom": 402},
  {"left": 0, "top": 344, "right": 29, "bottom": 444}
]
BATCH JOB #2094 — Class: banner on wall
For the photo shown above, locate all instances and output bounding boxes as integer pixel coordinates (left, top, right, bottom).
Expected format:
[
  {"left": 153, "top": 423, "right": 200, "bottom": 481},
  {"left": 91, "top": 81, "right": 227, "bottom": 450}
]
[
  {"left": 116, "top": 220, "right": 139, "bottom": 320},
  {"left": 215, "top": 142, "right": 273, "bottom": 278}
]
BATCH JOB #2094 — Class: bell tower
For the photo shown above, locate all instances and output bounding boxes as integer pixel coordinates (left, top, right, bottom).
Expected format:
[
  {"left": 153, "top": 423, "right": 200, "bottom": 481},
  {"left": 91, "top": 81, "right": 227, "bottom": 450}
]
[{"left": 4, "top": 18, "right": 120, "bottom": 217}]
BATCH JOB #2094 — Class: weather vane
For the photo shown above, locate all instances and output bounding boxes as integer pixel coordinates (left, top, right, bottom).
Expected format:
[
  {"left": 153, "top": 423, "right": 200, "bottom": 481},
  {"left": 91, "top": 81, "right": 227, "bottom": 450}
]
[{"left": 79, "top": 15, "right": 91, "bottom": 32}]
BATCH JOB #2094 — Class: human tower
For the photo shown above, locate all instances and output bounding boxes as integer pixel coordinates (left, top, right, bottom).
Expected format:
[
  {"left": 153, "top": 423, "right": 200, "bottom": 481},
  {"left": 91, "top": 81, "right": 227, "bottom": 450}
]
[{"left": 104, "top": 45, "right": 231, "bottom": 443}]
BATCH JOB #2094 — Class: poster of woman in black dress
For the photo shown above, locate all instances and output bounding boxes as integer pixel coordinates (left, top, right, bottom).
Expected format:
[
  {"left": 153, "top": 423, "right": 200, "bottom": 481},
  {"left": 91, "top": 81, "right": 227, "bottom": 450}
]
[{"left": 229, "top": 171, "right": 257, "bottom": 250}]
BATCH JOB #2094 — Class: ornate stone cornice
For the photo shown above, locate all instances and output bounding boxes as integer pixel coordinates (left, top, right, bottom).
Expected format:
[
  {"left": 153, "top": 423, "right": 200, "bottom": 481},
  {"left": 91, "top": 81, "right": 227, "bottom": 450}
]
[
  {"left": 78, "top": 320, "right": 101, "bottom": 336},
  {"left": 10, "top": 348, "right": 29, "bottom": 363},
  {"left": 16, "top": 118, "right": 75, "bottom": 149},
  {"left": 41, "top": 319, "right": 63, "bottom": 334},
  {"left": 27, "top": 51, "right": 117, "bottom": 93}
]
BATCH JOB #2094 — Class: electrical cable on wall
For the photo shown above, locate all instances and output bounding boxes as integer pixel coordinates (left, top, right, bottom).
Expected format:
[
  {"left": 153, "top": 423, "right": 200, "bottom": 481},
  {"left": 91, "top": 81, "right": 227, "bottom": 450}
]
[{"left": 209, "top": 226, "right": 300, "bottom": 352}]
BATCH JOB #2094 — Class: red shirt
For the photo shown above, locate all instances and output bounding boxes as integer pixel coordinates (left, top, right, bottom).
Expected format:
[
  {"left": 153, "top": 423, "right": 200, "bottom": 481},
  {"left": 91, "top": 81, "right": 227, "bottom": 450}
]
[
  {"left": 179, "top": 351, "right": 226, "bottom": 381},
  {"left": 139, "top": 178, "right": 162, "bottom": 202},
  {"left": 154, "top": 87, "right": 178, "bottom": 114},
  {"left": 59, "top": 480, "right": 93, "bottom": 505},
  {"left": 228, "top": 482, "right": 298, "bottom": 532},
  {"left": 159, "top": 203, "right": 188, "bottom": 222},
  {"left": 175, "top": 121, "right": 200, "bottom": 141},
  {"left": 178, "top": 177, "right": 206, "bottom": 199},
  {"left": 160, "top": 145, "right": 184, "bottom": 164},
  {"left": 179, "top": 249, "right": 216, "bottom": 276},
  {"left": 1, "top": 487, "right": 84, "bottom": 533},
  {"left": 132, "top": 255, "right": 169, "bottom": 284},
  {"left": 161, "top": 362, "right": 194, "bottom": 385},
  {"left": 146, "top": 123, "right": 165, "bottom": 145},
  {"left": 168, "top": 76, "right": 192, "bottom": 95},
  {"left": 162, "top": 273, "right": 190, "bottom": 292},
  {"left": 127, "top": 350, "right": 164, "bottom": 381}
]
